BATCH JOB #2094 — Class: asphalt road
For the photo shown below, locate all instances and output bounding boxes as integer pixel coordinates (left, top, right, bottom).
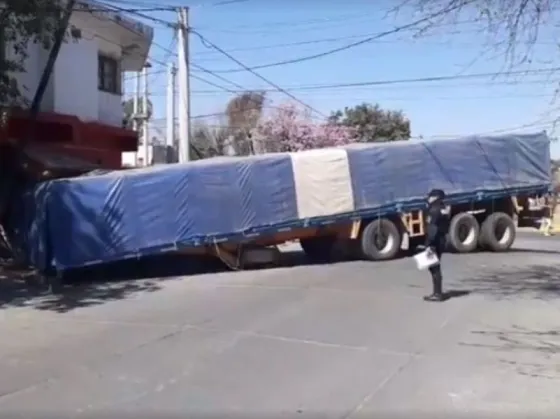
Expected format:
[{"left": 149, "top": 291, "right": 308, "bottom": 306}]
[{"left": 1, "top": 230, "right": 560, "bottom": 417}]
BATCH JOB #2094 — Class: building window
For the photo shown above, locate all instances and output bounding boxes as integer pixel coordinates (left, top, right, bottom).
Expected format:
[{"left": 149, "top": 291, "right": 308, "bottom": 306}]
[{"left": 98, "top": 55, "right": 120, "bottom": 94}]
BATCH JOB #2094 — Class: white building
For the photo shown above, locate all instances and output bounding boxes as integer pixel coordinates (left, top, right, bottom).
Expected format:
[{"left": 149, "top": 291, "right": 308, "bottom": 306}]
[
  {"left": 3, "top": 0, "right": 153, "bottom": 128},
  {"left": 122, "top": 132, "right": 175, "bottom": 166}
]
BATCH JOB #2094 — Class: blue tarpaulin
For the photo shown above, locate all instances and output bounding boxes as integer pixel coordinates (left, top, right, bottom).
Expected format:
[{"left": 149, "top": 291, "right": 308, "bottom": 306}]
[{"left": 16, "top": 132, "right": 551, "bottom": 272}]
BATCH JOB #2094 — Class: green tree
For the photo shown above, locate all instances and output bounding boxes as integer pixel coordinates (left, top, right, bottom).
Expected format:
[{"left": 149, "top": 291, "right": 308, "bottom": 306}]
[
  {"left": 0, "top": 1, "right": 77, "bottom": 108},
  {"left": 329, "top": 103, "right": 411, "bottom": 142},
  {"left": 191, "top": 122, "right": 230, "bottom": 160},
  {"left": 225, "top": 91, "right": 266, "bottom": 155}
]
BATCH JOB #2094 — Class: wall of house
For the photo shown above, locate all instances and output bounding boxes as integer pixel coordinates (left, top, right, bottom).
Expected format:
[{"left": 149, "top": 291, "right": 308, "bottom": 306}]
[
  {"left": 3, "top": 14, "right": 137, "bottom": 128},
  {"left": 96, "top": 36, "right": 124, "bottom": 127},
  {"left": 52, "top": 35, "right": 99, "bottom": 121}
]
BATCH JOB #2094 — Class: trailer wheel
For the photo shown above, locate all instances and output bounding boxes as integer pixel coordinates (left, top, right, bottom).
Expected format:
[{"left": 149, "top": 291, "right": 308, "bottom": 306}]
[
  {"left": 447, "top": 212, "right": 479, "bottom": 253},
  {"left": 300, "top": 237, "right": 336, "bottom": 262},
  {"left": 479, "top": 212, "right": 516, "bottom": 252},
  {"left": 360, "top": 218, "right": 401, "bottom": 261}
]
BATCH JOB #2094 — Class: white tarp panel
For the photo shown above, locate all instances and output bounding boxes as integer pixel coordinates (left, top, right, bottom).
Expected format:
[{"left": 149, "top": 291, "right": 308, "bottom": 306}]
[{"left": 290, "top": 148, "right": 355, "bottom": 219}]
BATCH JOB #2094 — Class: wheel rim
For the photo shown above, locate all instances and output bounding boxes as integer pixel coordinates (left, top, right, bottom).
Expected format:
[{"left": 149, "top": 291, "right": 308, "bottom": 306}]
[
  {"left": 373, "top": 228, "right": 395, "bottom": 254},
  {"left": 494, "top": 219, "right": 512, "bottom": 244},
  {"left": 457, "top": 222, "right": 476, "bottom": 245}
]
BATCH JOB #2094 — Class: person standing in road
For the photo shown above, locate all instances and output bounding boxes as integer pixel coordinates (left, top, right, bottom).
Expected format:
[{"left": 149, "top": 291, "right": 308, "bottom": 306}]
[{"left": 423, "top": 189, "right": 450, "bottom": 302}]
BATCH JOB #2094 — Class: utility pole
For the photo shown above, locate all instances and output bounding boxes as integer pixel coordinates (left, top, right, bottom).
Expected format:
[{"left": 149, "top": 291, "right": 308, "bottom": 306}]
[
  {"left": 141, "top": 63, "right": 151, "bottom": 166},
  {"left": 177, "top": 7, "right": 191, "bottom": 163},
  {"left": 27, "top": 0, "right": 76, "bottom": 145},
  {"left": 166, "top": 62, "right": 177, "bottom": 163},
  {"left": 133, "top": 71, "right": 140, "bottom": 165}
]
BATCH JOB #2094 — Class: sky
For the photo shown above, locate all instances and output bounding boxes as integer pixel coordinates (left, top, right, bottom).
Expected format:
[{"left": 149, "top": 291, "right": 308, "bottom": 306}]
[{"left": 113, "top": 0, "right": 560, "bottom": 156}]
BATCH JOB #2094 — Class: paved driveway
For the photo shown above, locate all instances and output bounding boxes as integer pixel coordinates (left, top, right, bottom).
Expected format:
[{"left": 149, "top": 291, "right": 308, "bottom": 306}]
[{"left": 0, "top": 231, "right": 559, "bottom": 417}]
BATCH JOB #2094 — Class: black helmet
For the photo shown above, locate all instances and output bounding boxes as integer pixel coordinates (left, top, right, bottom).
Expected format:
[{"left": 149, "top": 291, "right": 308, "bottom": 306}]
[{"left": 427, "top": 189, "right": 446, "bottom": 200}]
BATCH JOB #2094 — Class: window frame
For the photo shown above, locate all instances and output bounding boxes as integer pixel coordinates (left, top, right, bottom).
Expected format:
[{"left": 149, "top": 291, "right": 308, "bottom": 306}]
[{"left": 98, "top": 54, "right": 121, "bottom": 95}]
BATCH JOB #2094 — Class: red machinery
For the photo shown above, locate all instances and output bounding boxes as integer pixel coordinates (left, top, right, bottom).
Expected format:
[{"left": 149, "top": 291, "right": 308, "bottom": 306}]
[{"left": 0, "top": 110, "right": 138, "bottom": 175}]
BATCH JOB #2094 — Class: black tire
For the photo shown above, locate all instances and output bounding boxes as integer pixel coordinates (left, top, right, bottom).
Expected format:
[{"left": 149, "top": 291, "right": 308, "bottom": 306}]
[
  {"left": 360, "top": 218, "right": 401, "bottom": 261},
  {"left": 300, "top": 236, "right": 336, "bottom": 262},
  {"left": 447, "top": 212, "right": 479, "bottom": 253},
  {"left": 479, "top": 212, "right": 516, "bottom": 252}
]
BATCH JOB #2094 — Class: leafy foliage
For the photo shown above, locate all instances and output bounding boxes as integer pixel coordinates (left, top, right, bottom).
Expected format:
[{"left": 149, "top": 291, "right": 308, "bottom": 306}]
[
  {"left": 191, "top": 122, "right": 230, "bottom": 160},
  {"left": 255, "top": 103, "right": 356, "bottom": 152},
  {"left": 0, "top": 1, "right": 75, "bottom": 107},
  {"left": 192, "top": 93, "right": 410, "bottom": 157},
  {"left": 225, "top": 91, "right": 266, "bottom": 130},
  {"left": 224, "top": 91, "right": 266, "bottom": 155},
  {"left": 329, "top": 103, "right": 411, "bottom": 142}
]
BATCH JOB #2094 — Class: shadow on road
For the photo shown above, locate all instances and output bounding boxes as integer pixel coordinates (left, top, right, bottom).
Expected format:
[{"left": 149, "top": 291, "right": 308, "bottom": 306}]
[
  {"left": 0, "top": 248, "right": 356, "bottom": 312},
  {"left": 464, "top": 263, "right": 560, "bottom": 300},
  {"left": 443, "top": 289, "right": 471, "bottom": 300},
  {"left": 462, "top": 325, "right": 560, "bottom": 380},
  {"left": 0, "top": 246, "right": 341, "bottom": 313},
  {"left": 0, "top": 254, "right": 227, "bottom": 313},
  {"left": 2, "top": 243, "right": 560, "bottom": 312}
]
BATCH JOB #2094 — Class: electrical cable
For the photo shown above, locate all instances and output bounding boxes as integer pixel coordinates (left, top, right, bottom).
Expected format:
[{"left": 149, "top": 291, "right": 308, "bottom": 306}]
[
  {"left": 195, "top": 11, "right": 385, "bottom": 32},
  {"left": 191, "top": 31, "right": 328, "bottom": 118},
  {"left": 193, "top": 2, "right": 480, "bottom": 73},
  {"left": 75, "top": 1, "right": 175, "bottom": 12},
  {"left": 184, "top": 66, "right": 560, "bottom": 93},
  {"left": 190, "top": 74, "right": 236, "bottom": 93},
  {"left": 100, "top": 2, "right": 177, "bottom": 27},
  {"left": 150, "top": 36, "right": 177, "bottom": 85},
  {"left": 191, "top": 63, "right": 247, "bottom": 91},
  {"left": 193, "top": 38, "right": 559, "bottom": 61}
]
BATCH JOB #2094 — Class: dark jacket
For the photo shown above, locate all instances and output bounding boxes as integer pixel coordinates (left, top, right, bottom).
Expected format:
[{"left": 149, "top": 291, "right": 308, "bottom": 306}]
[{"left": 424, "top": 200, "right": 449, "bottom": 251}]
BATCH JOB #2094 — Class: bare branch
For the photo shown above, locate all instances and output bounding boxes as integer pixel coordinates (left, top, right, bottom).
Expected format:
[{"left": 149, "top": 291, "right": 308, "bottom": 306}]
[{"left": 392, "top": 0, "right": 554, "bottom": 71}]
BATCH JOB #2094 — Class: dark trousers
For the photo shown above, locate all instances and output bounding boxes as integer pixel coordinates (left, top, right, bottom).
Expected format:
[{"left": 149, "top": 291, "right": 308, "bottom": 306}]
[{"left": 428, "top": 247, "right": 443, "bottom": 295}]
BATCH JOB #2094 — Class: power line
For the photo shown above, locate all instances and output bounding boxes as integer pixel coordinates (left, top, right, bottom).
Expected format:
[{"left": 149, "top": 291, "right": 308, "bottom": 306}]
[
  {"left": 168, "top": 39, "right": 321, "bottom": 99},
  {"left": 183, "top": 67, "right": 560, "bottom": 93},
  {"left": 195, "top": 13, "right": 486, "bottom": 35},
  {"left": 187, "top": 75, "right": 304, "bottom": 127},
  {"left": 190, "top": 63, "right": 247, "bottom": 91},
  {"left": 128, "top": 68, "right": 558, "bottom": 87},
  {"left": 149, "top": 36, "right": 177, "bottom": 87},
  {"left": 194, "top": 11, "right": 384, "bottom": 32},
  {"left": 190, "top": 74, "right": 237, "bottom": 93},
  {"left": 103, "top": 0, "right": 175, "bottom": 6},
  {"left": 207, "top": 0, "right": 252, "bottom": 5},
  {"left": 106, "top": 0, "right": 250, "bottom": 5},
  {"left": 191, "top": 31, "right": 328, "bottom": 118},
  {"left": 133, "top": 73, "right": 559, "bottom": 97},
  {"left": 192, "top": 39, "right": 560, "bottom": 61},
  {"left": 19, "top": 2, "right": 175, "bottom": 12},
  {"left": 102, "top": 2, "right": 177, "bottom": 27},
  {"left": 149, "top": 90, "right": 559, "bottom": 102},
  {"left": 189, "top": 104, "right": 325, "bottom": 121},
  {"left": 187, "top": 81, "right": 556, "bottom": 94},
  {"left": 122, "top": 39, "right": 180, "bottom": 81},
  {"left": 115, "top": 24, "right": 520, "bottom": 62},
  {"left": 192, "top": 6, "right": 485, "bottom": 73},
  {"left": 429, "top": 121, "right": 555, "bottom": 139}
]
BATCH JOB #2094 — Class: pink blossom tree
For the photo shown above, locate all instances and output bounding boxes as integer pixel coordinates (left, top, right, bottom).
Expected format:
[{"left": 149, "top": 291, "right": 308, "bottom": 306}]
[{"left": 254, "top": 103, "right": 357, "bottom": 153}]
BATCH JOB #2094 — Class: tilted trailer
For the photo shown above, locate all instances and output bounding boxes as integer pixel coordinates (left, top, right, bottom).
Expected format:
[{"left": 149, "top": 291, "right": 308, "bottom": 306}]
[{"left": 11, "top": 132, "right": 552, "bottom": 280}]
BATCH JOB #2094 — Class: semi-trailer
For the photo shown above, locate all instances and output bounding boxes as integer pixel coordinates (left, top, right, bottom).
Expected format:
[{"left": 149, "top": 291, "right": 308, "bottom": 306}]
[{"left": 11, "top": 132, "right": 552, "bottom": 280}]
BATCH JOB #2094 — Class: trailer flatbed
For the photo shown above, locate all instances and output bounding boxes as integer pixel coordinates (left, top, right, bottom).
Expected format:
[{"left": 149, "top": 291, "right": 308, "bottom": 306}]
[{"left": 11, "top": 132, "right": 552, "bottom": 276}]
